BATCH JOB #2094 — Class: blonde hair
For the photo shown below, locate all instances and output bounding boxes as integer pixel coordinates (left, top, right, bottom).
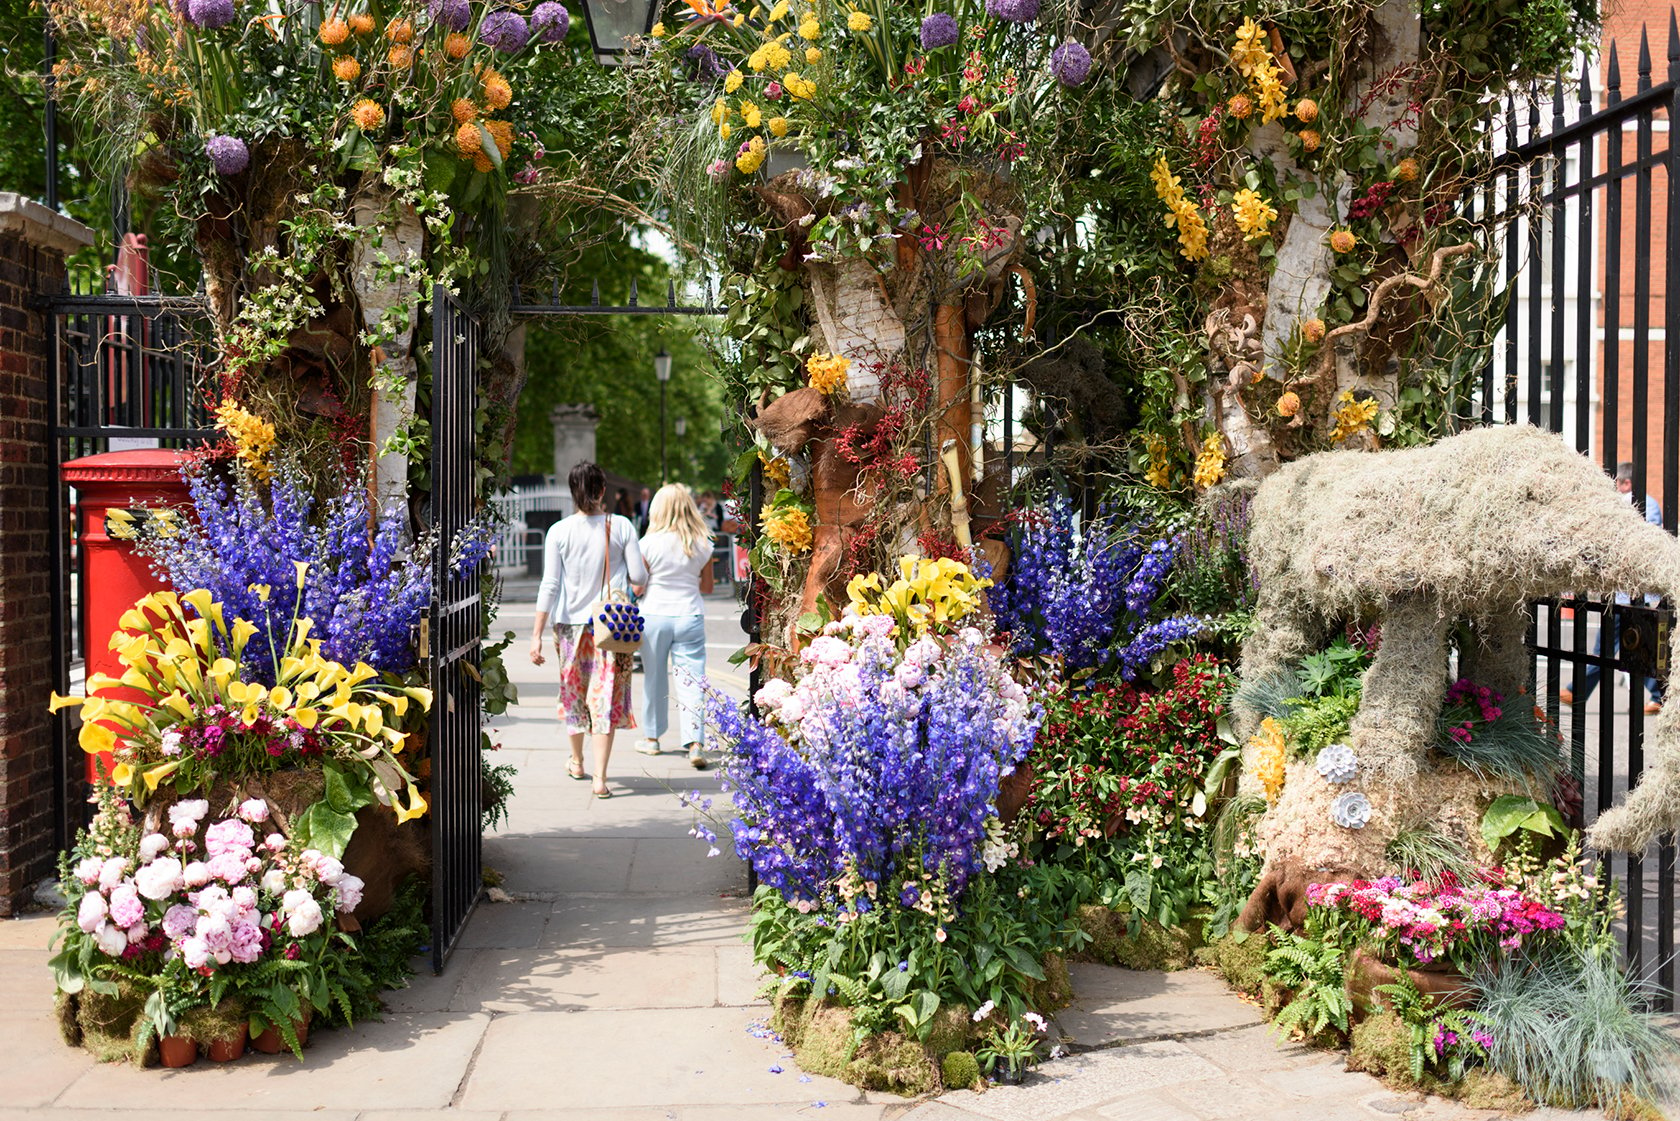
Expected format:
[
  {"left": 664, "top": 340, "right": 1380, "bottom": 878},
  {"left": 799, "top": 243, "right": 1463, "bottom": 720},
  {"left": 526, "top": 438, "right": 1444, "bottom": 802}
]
[{"left": 646, "top": 483, "right": 711, "bottom": 558}]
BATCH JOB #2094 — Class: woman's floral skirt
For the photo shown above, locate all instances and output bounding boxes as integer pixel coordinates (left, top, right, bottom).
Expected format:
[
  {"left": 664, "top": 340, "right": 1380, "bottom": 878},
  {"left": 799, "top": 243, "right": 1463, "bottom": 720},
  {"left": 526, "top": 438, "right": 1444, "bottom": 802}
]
[{"left": 554, "top": 623, "right": 636, "bottom": 735}]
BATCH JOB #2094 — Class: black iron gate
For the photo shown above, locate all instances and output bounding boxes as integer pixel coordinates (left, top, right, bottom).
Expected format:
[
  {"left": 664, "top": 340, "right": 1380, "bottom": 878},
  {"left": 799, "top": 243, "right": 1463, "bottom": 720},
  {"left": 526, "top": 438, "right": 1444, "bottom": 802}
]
[
  {"left": 427, "top": 286, "right": 485, "bottom": 972},
  {"left": 1480, "top": 22, "right": 1680, "bottom": 1008}
]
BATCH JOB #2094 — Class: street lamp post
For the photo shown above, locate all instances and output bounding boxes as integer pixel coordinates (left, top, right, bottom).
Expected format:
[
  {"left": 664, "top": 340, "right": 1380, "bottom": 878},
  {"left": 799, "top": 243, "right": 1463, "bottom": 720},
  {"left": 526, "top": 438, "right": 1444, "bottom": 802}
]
[
  {"left": 673, "top": 416, "right": 687, "bottom": 482},
  {"left": 654, "top": 348, "right": 672, "bottom": 485},
  {"left": 578, "top": 0, "right": 661, "bottom": 67}
]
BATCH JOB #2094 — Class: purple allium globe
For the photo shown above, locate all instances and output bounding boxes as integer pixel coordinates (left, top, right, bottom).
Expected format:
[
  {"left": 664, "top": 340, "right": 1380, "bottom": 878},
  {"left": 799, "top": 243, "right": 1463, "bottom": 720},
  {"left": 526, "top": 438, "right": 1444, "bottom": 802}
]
[
  {"left": 479, "top": 9, "right": 529, "bottom": 51},
  {"left": 185, "top": 0, "right": 235, "bottom": 29},
  {"left": 204, "top": 134, "right": 249, "bottom": 176},
  {"left": 428, "top": 0, "right": 471, "bottom": 31},
  {"left": 919, "top": 12, "right": 959, "bottom": 48},
  {"left": 983, "top": 0, "right": 1038, "bottom": 22},
  {"left": 1050, "top": 40, "right": 1092, "bottom": 86},
  {"left": 531, "top": 1, "right": 569, "bottom": 42}
]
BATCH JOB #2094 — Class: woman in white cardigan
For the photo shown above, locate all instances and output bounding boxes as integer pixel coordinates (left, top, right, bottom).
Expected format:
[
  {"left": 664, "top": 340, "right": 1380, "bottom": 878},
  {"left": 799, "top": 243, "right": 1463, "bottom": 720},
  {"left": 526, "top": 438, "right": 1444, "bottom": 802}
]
[{"left": 530, "top": 462, "right": 648, "bottom": 798}]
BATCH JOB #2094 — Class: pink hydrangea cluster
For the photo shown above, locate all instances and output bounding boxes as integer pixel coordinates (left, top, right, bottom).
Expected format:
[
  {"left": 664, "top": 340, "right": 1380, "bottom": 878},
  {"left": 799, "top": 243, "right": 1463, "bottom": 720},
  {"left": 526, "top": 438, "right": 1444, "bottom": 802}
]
[
  {"left": 70, "top": 795, "right": 364, "bottom": 971},
  {"left": 1307, "top": 874, "right": 1565, "bottom": 967}
]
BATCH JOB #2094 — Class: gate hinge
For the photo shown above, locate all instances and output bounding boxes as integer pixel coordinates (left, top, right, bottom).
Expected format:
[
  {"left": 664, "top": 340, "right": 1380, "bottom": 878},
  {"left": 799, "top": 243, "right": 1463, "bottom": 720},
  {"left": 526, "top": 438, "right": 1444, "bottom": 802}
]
[{"left": 419, "top": 618, "right": 430, "bottom": 661}]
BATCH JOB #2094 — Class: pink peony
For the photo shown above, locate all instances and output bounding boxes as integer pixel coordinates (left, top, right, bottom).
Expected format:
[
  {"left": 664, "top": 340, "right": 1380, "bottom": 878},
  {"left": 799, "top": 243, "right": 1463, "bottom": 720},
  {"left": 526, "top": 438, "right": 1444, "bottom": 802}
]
[
  {"left": 183, "top": 861, "right": 212, "bottom": 888},
  {"left": 168, "top": 799, "right": 209, "bottom": 833},
  {"left": 335, "top": 874, "right": 365, "bottom": 913},
  {"left": 179, "top": 934, "right": 211, "bottom": 970},
  {"left": 93, "top": 921, "right": 129, "bottom": 957},
  {"left": 207, "top": 852, "right": 249, "bottom": 884},
  {"left": 108, "top": 884, "right": 144, "bottom": 928},
  {"left": 97, "top": 857, "right": 129, "bottom": 890},
  {"left": 228, "top": 921, "right": 264, "bottom": 964},
  {"left": 237, "top": 798, "right": 269, "bottom": 824},
  {"left": 162, "top": 904, "right": 198, "bottom": 939},
  {"left": 74, "top": 857, "right": 103, "bottom": 886},
  {"left": 134, "top": 857, "right": 184, "bottom": 901},
  {"left": 205, "top": 818, "right": 256, "bottom": 858},
  {"left": 138, "top": 833, "right": 171, "bottom": 863},
  {"left": 260, "top": 869, "right": 288, "bottom": 895},
  {"left": 76, "top": 891, "right": 108, "bottom": 933},
  {"left": 311, "top": 854, "right": 345, "bottom": 886},
  {"left": 282, "top": 890, "right": 324, "bottom": 937}
]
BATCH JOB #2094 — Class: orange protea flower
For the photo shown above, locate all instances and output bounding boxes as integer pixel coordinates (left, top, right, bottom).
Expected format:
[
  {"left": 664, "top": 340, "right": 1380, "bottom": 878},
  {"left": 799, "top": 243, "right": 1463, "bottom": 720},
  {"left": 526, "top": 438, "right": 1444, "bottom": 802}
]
[
  {"left": 1227, "top": 93, "right": 1253, "bottom": 119},
  {"left": 455, "top": 120, "right": 483, "bottom": 156},
  {"left": 386, "top": 17, "right": 414, "bottom": 41},
  {"left": 1329, "top": 228, "right": 1357, "bottom": 254},
  {"left": 348, "top": 11, "right": 374, "bottom": 34},
  {"left": 472, "top": 152, "right": 494, "bottom": 173},
  {"left": 482, "top": 70, "right": 512, "bottom": 109},
  {"left": 319, "top": 17, "right": 350, "bottom": 44},
  {"left": 332, "top": 54, "right": 361, "bottom": 81},
  {"left": 1395, "top": 157, "right": 1420, "bottom": 182},
  {"left": 1302, "top": 317, "right": 1326, "bottom": 344},
  {"left": 1294, "top": 97, "right": 1319, "bottom": 123},
  {"left": 351, "top": 98, "right": 385, "bottom": 130},
  {"left": 444, "top": 32, "right": 472, "bottom": 58},
  {"left": 387, "top": 44, "right": 414, "bottom": 67},
  {"left": 451, "top": 97, "right": 478, "bottom": 123},
  {"left": 484, "top": 120, "right": 514, "bottom": 158},
  {"left": 1276, "top": 390, "right": 1301, "bottom": 417}
]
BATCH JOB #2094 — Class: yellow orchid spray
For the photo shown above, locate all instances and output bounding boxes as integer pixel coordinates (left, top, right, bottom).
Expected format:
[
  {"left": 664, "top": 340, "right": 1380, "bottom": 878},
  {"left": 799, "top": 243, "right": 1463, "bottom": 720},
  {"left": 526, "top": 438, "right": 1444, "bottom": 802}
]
[
  {"left": 846, "top": 555, "right": 992, "bottom": 641},
  {"left": 50, "top": 588, "right": 432, "bottom": 822}
]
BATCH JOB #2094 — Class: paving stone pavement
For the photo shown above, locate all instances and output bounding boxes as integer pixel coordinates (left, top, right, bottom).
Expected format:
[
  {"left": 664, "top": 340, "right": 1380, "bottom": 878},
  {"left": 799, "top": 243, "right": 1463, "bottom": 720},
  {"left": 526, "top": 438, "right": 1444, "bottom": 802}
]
[{"left": 0, "top": 588, "right": 1635, "bottom": 1119}]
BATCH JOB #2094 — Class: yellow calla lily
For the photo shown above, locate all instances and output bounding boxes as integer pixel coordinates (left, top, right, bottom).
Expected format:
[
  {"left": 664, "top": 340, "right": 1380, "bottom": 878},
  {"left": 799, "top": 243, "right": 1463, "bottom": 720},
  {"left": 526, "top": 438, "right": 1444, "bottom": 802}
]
[
  {"left": 293, "top": 561, "right": 310, "bottom": 589},
  {"left": 385, "top": 729, "right": 407, "bottom": 749},
  {"left": 79, "top": 721, "right": 116, "bottom": 755},
  {"left": 269, "top": 685, "right": 293, "bottom": 710},
  {"left": 363, "top": 706, "right": 383, "bottom": 736},
  {"left": 110, "top": 760, "right": 135, "bottom": 786},
  {"left": 405, "top": 687, "right": 434, "bottom": 711},
  {"left": 120, "top": 666, "right": 153, "bottom": 689},
  {"left": 293, "top": 706, "right": 319, "bottom": 730},
  {"left": 48, "top": 692, "right": 84, "bottom": 712},
  {"left": 207, "top": 658, "right": 237, "bottom": 682},
  {"left": 230, "top": 618, "right": 258, "bottom": 655},
  {"left": 181, "top": 587, "right": 215, "bottom": 623},
  {"left": 240, "top": 704, "right": 261, "bottom": 727},
  {"left": 161, "top": 692, "right": 194, "bottom": 720},
  {"left": 388, "top": 694, "right": 409, "bottom": 717},
  {"left": 394, "top": 784, "right": 429, "bottom": 824},
  {"left": 295, "top": 681, "right": 321, "bottom": 702},
  {"left": 142, "top": 760, "right": 182, "bottom": 791}
]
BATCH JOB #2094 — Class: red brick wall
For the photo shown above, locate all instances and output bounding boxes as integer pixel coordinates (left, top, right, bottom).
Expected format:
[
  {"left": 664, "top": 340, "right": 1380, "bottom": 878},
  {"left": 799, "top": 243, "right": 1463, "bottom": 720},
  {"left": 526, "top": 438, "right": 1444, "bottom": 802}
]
[
  {"left": 0, "top": 232, "right": 65, "bottom": 916},
  {"left": 1596, "top": 3, "right": 1677, "bottom": 491}
]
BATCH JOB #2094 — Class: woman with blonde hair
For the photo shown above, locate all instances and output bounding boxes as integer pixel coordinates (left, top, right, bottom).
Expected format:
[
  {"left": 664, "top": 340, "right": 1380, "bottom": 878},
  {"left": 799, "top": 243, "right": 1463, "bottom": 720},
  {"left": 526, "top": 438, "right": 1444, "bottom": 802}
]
[
  {"left": 531, "top": 462, "right": 648, "bottom": 798},
  {"left": 634, "top": 483, "right": 715, "bottom": 768}
]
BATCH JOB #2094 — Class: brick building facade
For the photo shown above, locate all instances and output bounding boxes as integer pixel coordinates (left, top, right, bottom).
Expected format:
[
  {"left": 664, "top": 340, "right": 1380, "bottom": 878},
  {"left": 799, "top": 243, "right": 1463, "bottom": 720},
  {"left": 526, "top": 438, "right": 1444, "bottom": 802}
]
[{"left": 0, "top": 195, "right": 92, "bottom": 916}]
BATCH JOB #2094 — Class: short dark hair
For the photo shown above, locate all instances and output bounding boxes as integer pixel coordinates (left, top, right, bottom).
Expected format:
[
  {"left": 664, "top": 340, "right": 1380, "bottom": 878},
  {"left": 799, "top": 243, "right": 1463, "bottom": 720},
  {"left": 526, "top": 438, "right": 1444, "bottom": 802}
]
[{"left": 569, "top": 461, "right": 607, "bottom": 514}]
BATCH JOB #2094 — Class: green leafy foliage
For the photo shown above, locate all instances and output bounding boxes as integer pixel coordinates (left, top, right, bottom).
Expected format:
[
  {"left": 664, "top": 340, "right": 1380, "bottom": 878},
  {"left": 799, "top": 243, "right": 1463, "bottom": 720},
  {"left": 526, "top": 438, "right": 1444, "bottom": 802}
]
[
  {"left": 1480, "top": 795, "right": 1566, "bottom": 855},
  {"left": 1264, "top": 923, "right": 1351, "bottom": 1041}
]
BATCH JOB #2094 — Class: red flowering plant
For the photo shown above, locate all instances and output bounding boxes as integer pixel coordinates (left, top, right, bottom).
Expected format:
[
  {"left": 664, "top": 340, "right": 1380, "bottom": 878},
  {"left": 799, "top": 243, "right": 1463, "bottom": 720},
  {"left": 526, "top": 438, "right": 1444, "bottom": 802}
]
[{"left": 1016, "top": 656, "right": 1236, "bottom": 928}]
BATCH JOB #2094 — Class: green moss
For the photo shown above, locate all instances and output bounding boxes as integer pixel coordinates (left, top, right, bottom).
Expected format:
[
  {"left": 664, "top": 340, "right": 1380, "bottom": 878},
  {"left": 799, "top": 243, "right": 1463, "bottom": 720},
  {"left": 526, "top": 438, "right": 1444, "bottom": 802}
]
[
  {"left": 1347, "top": 1010, "right": 1417, "bottom": 1087},
  {"left": 770, "top": 993, "right": 810, "bottom": 1052},
  {"left": 1200, "top": 931, "right": 1269, "bottom": 995},
  {"left": 1077, "top": 905, "right": 1208, "bottom": 971},
  {"left": 842, "top": 1030, "right": 940, "bottom": 1096},
  {"left": 941, "top": 1050, "right": 982, "bottom": 1090},
  {"left": 923, "top": 1002, "right": 973, "bottom": 1056},
  {"left": 55, "top": 990, "right": 82, "bottom": 1049},
  {"left": 178, "top": 999, "right": 248, "bottom": 1045},
  {"left": 1029, "top": 952, "right": 1074, "bottom": 1012},
  {"left": 790, "top": 1002, "right": 856, "bottom": 1081},
  {"left": 74, "top": 982, "right": 149, "bottom": 1065},
  {"left": 1457, "top": 1070, "right": 1531, "bottom": 1112}
]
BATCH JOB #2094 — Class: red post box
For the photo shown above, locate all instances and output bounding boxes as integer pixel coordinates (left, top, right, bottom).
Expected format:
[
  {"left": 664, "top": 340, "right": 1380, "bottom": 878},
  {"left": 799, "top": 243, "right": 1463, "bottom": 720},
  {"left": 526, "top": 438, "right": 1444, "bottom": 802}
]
[{"left": 60, "top": 450, "right": 191, "bottom": 784}]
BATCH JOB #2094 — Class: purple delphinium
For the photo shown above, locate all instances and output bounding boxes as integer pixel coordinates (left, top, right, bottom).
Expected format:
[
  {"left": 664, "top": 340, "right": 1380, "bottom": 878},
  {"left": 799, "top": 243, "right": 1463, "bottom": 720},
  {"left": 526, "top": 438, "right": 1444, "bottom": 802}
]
[
  {"left": 136, "top": 467, "right": 486, "bottom": 680},
  {"left": 531, "top": 1, "right": 569, "bottom": 42},
  {"left": 983, "top": 0, "right": 1038, "bottom": 22},
  {"left": 204, "top": 135, "right": 249, "bottom": 176},
  {"left": 429, "top": 0, "right": 471, "bottom": 31},
  {"left": 1050, "top": 40, "right": 1091, "bottom": 86},
  {"left": 479, "top": 9, "right": 529, "bottom": 51},
  {"left": 989, "top": 495, "right": 1200, "bottom": 677},
  {"left": 919, "top": 12, "right": 958, "bottom": 48},
  {"left": 185, "top": 0, "right": 235, "bottom": 29},
  {"left": 708, "top": 637, "right": 1036, "bottom": 907}
]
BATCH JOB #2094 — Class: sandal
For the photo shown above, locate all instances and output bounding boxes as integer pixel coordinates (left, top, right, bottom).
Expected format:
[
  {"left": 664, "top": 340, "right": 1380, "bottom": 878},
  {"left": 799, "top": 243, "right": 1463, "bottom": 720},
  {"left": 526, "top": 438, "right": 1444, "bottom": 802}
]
[
  {"left": 567, "top": 760, "right": 588, "bottom": 781},
  {"left": 593, "top": 785, "right": 613, "bottom": 799}
]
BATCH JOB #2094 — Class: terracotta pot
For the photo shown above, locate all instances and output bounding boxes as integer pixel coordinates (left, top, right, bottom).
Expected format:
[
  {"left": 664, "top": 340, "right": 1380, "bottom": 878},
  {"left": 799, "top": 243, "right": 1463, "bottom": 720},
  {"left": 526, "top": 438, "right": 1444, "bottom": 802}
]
[
  {"left": 157, "top": 1034, "right": 198, "bottom": 1068},
  {"left": 206, "top": 1024, "right": 248, "bottom": 1062},
  {"left": 251, "top": 1016, "right": 309, "bottom": 1054},
  {"left": 1345, "top": 947, "right": 1476, "bottom": 1019}
]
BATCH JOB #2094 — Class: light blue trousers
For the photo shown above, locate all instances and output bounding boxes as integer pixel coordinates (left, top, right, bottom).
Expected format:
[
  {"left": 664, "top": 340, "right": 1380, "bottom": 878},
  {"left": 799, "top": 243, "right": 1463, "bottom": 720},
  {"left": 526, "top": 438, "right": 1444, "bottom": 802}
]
[{"left": 640, "top": 613, "right": 707, "bottom": 745}]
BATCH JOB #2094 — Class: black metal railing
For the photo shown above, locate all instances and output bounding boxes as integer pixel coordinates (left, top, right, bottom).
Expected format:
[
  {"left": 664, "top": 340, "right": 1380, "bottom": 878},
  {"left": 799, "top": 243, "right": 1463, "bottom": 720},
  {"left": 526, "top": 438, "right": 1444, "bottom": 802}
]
[
  {"left": 42, "top": 287, "right": 215, "bottom": 849},
  {"left": 1479, "top": 22, "right": 1680, "bottom": 1008},
  {"left": 427, "top": 286, "right": 485, "bottom": 972}
]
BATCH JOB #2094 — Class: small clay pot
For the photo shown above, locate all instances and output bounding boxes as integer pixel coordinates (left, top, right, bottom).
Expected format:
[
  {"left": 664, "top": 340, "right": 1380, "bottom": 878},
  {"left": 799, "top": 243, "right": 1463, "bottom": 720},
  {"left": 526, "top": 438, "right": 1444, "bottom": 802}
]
[
  {"left": 1345, "top": 947, "right": 1476, "bottom": 1020},
  {"left": 206, "top": 1024, "right": 248, "bottom": 1062},
  {"left": 157, "top": 1034, "right": 198, "bottom": 1068},
  {"left": 251, "top": 1016, "right": 309, "bottom": 1054}
]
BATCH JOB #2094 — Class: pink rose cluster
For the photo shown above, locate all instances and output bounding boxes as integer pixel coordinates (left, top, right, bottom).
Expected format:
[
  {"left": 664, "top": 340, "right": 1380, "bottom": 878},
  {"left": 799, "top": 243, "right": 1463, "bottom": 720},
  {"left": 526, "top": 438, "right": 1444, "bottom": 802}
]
[
  {"left": 70, "top": 796, "right": 364, "bottom": 971},
  {"left": 1307, "top": 874, "right": 1566, "bottom": 966}
]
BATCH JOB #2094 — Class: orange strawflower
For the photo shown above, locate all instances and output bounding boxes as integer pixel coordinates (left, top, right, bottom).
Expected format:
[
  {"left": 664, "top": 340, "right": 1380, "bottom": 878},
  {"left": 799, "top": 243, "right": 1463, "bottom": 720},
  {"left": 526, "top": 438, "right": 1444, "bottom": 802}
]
[
  {"left": 444, "top": 32, "right": 471, "bottom": 58},
  {"left": 455, "top": 120, "right": 483, "bottom": 156},
  {"left": 319, "top": 17, "right": 350, "bottom": 44},
  {"left": 386, "top": 17, "right": 413, "bottom": 41},
  {"left": 332, "top": 54, "right": 361, "bottom": 81},
  {"left": 348, "top": 12, "right": 374, "bottom": 34},
  {"left": 351, "top": 98, "right": 386, "bottom": 130},
  {"left": 451, "top": 97, "right": 478, "bottom": 123}
]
